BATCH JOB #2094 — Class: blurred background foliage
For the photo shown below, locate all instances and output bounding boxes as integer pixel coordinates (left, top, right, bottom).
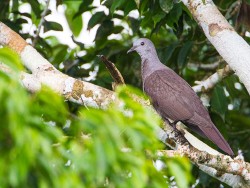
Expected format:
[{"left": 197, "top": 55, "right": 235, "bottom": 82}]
[{"left": 0, "top": 0, "right": 250, "bottom": 187}]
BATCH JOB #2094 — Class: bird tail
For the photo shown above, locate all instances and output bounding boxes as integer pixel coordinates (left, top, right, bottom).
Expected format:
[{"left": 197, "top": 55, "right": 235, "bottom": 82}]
[{"left": 200, "top": 122, "right": 234, "bottom": 156}]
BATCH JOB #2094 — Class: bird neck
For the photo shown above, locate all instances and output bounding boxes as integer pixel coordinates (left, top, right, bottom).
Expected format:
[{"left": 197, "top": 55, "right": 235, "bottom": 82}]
[{"left": 141, "top": 55, "right": 163, "bottom": 81}]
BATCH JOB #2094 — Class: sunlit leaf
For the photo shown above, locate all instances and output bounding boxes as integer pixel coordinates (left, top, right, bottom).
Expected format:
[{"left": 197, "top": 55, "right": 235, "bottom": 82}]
[
  {"left": 65, "top": 1, "right": 83, "bottom": 36},
  {"left": 0, "top": 47, "right": 23, "bottom": 72}
]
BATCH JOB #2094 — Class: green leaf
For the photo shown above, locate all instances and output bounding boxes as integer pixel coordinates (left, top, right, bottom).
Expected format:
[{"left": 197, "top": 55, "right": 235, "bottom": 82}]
[
  {"left": 211, "top": 85, "right": 228, "bottom": 121},
  {"left": 50, "top": 45, "right": 68, "bottom": 65},
  {"left": 134, "top": 0, "right": 140, "bottom": 8},
  {"left": 152, "top": 12, "right": 166, "bottom": 27},
  {"left": 159, "top": 0, "right": 173, "bottom": 13},
  {"left": 65, "top": 1, "right": 83, "bottom": 37},
  {"left": 110, "top": 0, "right": 126, "bottom": 14},
  {"left": 87, "top": 11, "right": 106, "bottom": 30},
  {"left": 167, "top": 157, "right": 191, "bottom": 188},
  {"left": 0, "top": 47, "right": 23, "bottom": 72},
  {"left": 29, "top": 0, "right": 42, "bottom": 18},
  {"left": 73, "top": 0, "right": 93, "bottom": 19},
  {"left": 113, "top": 26, "right": 124, "bottom": 33},
  {"left": 95, "top": 20, "right": 114, "bottom": 41},
  {"left": 129, "top": 17, "right": 140, "bottom": 34},
  {"left": 177, "top": 41, "right": 193, "bottom": 69},
  {"left": 44, "top": 21, "right": 63, "bottom": 32},
  {"left": 124, "top": 0, "right": 137, "bottom": 16},
  {"left": 158, "top": 42, "right": 179, "bottom": 64},
  {"left": 167, "top": 3, "right": 183, "bottom": 27}
]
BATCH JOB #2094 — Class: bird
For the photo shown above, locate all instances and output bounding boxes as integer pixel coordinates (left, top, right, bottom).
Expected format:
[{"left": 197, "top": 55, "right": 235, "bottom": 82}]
[{"left": 127, "top": 38, "right": 234, "bottom": 156}]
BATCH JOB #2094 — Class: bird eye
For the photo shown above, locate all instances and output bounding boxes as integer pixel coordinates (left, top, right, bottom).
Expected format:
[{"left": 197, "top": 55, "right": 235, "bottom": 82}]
[{"left": 141, "top": 42, "right": 144, "bottom": 46}]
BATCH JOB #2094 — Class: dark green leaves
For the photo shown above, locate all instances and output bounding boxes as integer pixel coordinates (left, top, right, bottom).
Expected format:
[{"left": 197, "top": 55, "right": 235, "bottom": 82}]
[
  {"left": 29, "top": 0, "right": 42, "bottom": 18},
  {"left": 211, "top": 85, "right": 228, "bottom": 121},
  {"left": 159, "top": 0, "right": 174, "bottom": 13},
  {"left": 44, "top": 21, "right": 63, "bottom": 32},
  {"left": 95, "top": 20, "right": 114, "bottom": 41},
  {"left": 153, "top": 12, "right": 166, "bottom": 26},
  {"left": 177, "top": 41, "right": 193, "bottom": 69},
  {"left": 167, "top": 3, "right": 183, "bottom": 27},
  {"left": 87, "top": 11, "right": 106, "bottom": 30},
  {"left": 110, "top": 0, "right": 127, "bottom": 14}
]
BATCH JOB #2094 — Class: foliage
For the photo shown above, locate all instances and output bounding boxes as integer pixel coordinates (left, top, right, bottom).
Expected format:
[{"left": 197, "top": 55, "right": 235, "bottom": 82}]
[
  {"left": 0, "top": 49, "right": 193, "bottom": 187},
  {"left": 0, "top": 0, "right": 250, "bottom": 187}
]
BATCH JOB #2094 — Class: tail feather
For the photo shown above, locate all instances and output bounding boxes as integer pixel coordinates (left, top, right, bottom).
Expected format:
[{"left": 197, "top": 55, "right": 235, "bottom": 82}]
[
  {"left": 187, "top": 113, "right": 234, "bottom": 156},
  {"left": 198, "top": 123, "right": 234, "bottom": 156}
]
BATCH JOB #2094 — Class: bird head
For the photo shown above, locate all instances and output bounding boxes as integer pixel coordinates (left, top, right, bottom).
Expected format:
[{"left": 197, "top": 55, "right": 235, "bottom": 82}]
[{"left": 127, "top": 38, "right": 157, "bottom": 59}]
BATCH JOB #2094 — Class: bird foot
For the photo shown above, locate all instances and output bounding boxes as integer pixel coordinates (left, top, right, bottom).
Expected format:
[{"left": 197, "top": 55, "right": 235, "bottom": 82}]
[{"left": 164, "top": 118, "right": 178, "bottom": 129}]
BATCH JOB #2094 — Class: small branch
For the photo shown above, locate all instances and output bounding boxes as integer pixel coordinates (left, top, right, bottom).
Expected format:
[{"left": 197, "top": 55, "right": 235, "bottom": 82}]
[
  {"left": 97, "top": 55, "right": 125, "bottom": 89},
  {"left": 225, "top": 0, "right": 241, "bottom": 20},
  {"left": 188, "top": 60, "right": 221, "bottom": 70},
  {"left": 192, "top": 65, "right": 233, "bottom": 93},
  {"left": 32, "top": 0, "right": 50, "bottom": 47}
]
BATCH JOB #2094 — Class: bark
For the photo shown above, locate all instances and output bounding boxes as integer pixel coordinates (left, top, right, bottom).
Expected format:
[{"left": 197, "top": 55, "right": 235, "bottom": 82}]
[
  {"left": 181, "top": 0, "right": 250, "bottom": 95},
  {"left": 0, "top": 21, "right": 250, "bottom": 187}
]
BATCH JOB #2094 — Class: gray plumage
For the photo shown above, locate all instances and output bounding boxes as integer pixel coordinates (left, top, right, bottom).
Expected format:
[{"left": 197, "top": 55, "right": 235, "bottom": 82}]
[{"left": 128, "top": 38, "right": 234, "bottom": 156}]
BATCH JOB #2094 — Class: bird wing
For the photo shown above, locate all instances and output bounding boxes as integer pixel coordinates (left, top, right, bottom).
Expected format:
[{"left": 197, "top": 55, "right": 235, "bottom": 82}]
[{"left": 144, "top": 69, "right": 197, "bottom": 121}]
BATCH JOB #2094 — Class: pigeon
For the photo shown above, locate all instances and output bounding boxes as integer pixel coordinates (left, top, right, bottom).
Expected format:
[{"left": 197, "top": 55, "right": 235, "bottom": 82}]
[{"left": 128, "top": 38, "right": 234, "bottom": 156}]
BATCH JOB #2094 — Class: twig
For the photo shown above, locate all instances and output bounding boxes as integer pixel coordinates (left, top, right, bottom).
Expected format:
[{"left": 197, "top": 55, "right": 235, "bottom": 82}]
[
  {"left": 97, "top": 55, "right": 125, "bottom": 89},
  {"left": 192, "top": 65, "right": 233, "bottom": 93},
  {"left": 188, "top": 60, "right": 221, "bottom": 70},
  {"left": 225, "top": 0, "right": 241, "bottom": 19},
  {"left": 32, "top": 0, "right": 50, "bottom": 47}
]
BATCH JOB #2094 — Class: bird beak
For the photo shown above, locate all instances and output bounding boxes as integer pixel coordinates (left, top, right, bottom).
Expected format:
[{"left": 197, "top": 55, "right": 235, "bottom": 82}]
[{"left": 127, "top": 46, "right": 136, "bottom": 54}]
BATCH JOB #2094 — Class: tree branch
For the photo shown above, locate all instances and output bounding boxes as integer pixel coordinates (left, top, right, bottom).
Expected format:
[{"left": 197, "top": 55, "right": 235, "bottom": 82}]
[
  {"left": 188, "top": 60, "right": 221, "bottom": 70},
  {"left": 192, "top": 65, "right": 233, "bottom": 92},
  {"left": 161, "top": 149, "right": 250, "bottom": 188},
  {"left": 182, "top": 0, "right": 250, "bottom": 95},
  {"left": 0, "top": 21, "right": 249, "bottom": 187}
]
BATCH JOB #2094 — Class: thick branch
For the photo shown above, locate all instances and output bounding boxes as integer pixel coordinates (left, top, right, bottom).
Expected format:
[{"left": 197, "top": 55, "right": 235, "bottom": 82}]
[
  {"left": 161, "top": 149, "right": 250, "bottom": 188},
  {"left": 182, "top": 0, "right": 250, "bottom": 95},
  {"left": 0, "top": 21, "right": 249, "bottom": 187},
  {"left": 0, "top": 22, "right": 115, "bottom": 108}
]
